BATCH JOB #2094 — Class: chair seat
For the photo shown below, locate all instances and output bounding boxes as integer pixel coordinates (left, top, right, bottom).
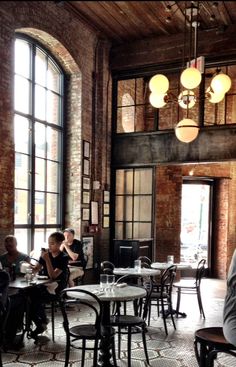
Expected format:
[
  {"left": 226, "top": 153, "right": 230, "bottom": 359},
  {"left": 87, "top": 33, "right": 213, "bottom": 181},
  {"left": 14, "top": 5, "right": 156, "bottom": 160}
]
[
  {"left": 110, "top": 314, "right": 144, "bottom": 327},
  {"left": 195, "top": 327, "right": 236, "bottom": 348},
  {"left": 173, "top": 280, "right": 196, "bottom": 289},
  {"left": 70, "top": 324, "right": 98, "bottom": 339}
]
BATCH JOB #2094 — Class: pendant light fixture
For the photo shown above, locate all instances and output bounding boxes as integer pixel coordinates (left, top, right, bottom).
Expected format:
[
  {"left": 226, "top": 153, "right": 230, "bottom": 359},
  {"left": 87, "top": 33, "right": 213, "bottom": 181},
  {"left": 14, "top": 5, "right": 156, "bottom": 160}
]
[{"left": 149, "top": 1, "right": 231, "bottom": 143}]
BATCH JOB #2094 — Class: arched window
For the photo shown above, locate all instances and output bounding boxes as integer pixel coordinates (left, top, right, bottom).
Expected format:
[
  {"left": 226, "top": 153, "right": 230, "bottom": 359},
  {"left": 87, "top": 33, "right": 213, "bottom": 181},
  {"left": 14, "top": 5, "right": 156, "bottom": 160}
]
[{"left": 14, "top": 35, "right": 64, "bottom": 254}]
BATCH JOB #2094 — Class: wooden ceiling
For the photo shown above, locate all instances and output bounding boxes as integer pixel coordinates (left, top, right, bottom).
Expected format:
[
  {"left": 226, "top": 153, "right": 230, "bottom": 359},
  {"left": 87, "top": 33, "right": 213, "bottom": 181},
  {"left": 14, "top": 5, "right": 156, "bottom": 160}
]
[{"left": 63, "top": 1, "right": 236, "bottom": 45}]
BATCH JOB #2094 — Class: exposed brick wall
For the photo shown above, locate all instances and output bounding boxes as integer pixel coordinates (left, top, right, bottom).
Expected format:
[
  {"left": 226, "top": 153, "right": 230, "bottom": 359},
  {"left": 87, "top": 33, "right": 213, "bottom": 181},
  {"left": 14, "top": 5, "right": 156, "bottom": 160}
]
[{"left": 0, "top": 1, "right": 112, "bottom": 263}]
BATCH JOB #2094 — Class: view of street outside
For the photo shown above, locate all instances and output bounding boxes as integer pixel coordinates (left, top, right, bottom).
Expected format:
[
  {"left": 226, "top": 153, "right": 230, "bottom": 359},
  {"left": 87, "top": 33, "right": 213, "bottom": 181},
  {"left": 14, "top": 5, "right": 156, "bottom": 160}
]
[{"left": 180, "top": 183, "right": 210, "bottom": 267}]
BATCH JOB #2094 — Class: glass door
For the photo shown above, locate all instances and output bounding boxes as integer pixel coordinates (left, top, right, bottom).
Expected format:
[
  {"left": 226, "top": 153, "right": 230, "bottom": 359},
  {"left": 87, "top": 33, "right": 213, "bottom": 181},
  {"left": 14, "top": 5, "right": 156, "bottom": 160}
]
[{"left": 180, "top": 180, "right": 213, "bottom": 268}]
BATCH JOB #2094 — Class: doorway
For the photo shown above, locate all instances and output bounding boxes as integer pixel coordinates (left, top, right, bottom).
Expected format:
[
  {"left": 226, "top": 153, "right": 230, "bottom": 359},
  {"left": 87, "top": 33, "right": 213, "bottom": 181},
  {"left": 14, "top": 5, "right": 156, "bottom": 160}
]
[{"left": 180, "top": 179, "right": 213, "bottom": 268}]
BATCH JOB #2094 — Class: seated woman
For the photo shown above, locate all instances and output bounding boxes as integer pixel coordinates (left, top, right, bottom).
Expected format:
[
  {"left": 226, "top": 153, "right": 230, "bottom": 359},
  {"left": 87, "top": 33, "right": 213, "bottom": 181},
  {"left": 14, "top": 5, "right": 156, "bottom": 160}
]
[
  {"left": 29, "top": 231, "right": 68, "bottom": 339},
  {"left": 60, "top": 228, "right": 86, "bottom": 287},
  {"left": 223, "top": 248, "right": 236, "bottom": 346}
]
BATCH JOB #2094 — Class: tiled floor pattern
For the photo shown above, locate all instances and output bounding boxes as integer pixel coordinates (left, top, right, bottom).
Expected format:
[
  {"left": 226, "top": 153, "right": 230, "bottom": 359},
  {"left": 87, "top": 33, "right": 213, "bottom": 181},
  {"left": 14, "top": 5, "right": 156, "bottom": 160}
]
[{"left": 2, "top": 278, "right": 236, "bottom": 366}]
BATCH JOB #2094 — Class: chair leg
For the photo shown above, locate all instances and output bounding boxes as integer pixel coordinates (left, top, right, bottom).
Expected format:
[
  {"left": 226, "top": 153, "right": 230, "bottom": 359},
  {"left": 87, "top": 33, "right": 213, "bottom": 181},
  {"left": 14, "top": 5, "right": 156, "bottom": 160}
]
[
  {"left": 118, "top": 326, "right": 121, "bottom": 359},
  {"left": 142, "top": 325, "right": 149, "bottom": 365},
  {"left": 51, "top": 301, "right": 55, "bottom": 342},
  {"left": 127, "top": 327, "right": 132, "bottom": 367},
  {"left": 161, "top": 298, "right": 168, "bottom": 335},
  {"left": 197, "top": 288, "right": 205, "bottom": 318},
  {"left": 64, "top": 335, "right": 70, "bottom": 367},
  {"left": 81, "top": 339, "right": 86, "bottom": 367},
  {"left": 176, "top": 288, "right": 181, "bottom": 316}
]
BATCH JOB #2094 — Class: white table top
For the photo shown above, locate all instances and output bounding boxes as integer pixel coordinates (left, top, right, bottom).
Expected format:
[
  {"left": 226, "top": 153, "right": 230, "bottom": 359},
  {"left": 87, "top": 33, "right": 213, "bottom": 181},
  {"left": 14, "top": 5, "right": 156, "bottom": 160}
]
[
  {"left": 113, "top": 267, "right": 160, "bottom": 277},
  {"left": 151, "top": 262, "right": 193, "bottom": 270},
  {"left": 68, "top": 284, "right": 146, "bottom": 302}
]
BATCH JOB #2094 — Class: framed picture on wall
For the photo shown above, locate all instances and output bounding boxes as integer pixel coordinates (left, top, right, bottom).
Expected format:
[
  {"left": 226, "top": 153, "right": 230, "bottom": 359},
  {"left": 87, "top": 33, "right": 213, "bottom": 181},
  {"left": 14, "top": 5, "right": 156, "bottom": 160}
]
[
  {"left": 82, "top": 208, "right": 90, "bottom": 221},
  {"left": 103, "top": 203, "right": 109, "bottom": 215},
  {"left": 82, "top": 190, "right": 90, "bottom": 204},
  {"left": 103, "top": 190, "right": 110, "bottom": 203},
  {"left": 83, "top": 159, "right": 90, "bottom": 176},
  {"left": 103, "top": 216, "right": 110, "bottom": 228},
  {"left": 82, "top": 176, "right": 91, "bottom": 190},
  {"left": 82, "top": 236, "right": 94, "bottom": 269},
  {"left": 83, "top": 140, "right": 90, "bottom": 159}
]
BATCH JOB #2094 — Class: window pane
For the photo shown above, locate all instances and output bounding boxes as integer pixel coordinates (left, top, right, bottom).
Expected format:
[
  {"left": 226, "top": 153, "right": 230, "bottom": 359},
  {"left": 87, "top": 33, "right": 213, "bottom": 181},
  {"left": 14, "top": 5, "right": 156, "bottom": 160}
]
[
  {"left": 116, "top": 170, "right": 125, "bottom": 194},
  {"left": 15, "top": 153, "right": 29, "bottom": 189},
  {"left": 47, "top": 127, "right": 59, "bottom": 160},
  {"left": 35, "top": 192, "right": 45, "bottom": 224},
  {"left": 125, "top": 171, "right": 133, "bottom": 194},
  {"left": 47, "top": 161, "right": 58, "bottom": 192},
  {"left": 14, "top": 228, "right": 29, "bottom": 254},
  {"left": 14, "top": 39, "right": 30, "bottom": 78},
  {"left": 35, "top": 49, "right": 47, "bottom": 86},
  {"left": 125, "top": 223, "right": 133, "bottom": 238},
  {"left": 46, "top": 193, "right": 58, "bottom": 223},
  {"left": 125, "top": 196, "right": 133, "bottom": 221},
  {"left": 34, "top": 229, "right": 48, "bottom": 253},
  {"left": 14, "top": 115, "right": 30, "bottom": 154},
  {"left": 47, "top": 91, "right": 60, "bottom": 124},
  {"left": 133, "top": 223, "right": 151, "bottom": 238},
  {"left": 117, "top": 79, "right": 135, "bottom": 106},
  {"left": 115, "top": 196, "right": 124, "bottom": 221},
  {"left": 35, "top": 158, "right": 45, "bottom": 191},
  {"left": 14, "top": 75, "right": 30, "bottom": 114},
  {"left": 134, "top": 196, "right": 152, "bottom": 221},
  {"left": 35, "top": 122, "right": 46, "bottom": 158},
  {"left": 48, "top": 61, "right": 60, "bottom": 93},
  {"left": 134, "top": 169, "right": 152, "bottom": 194},
  {"left": 35, "top": 85, "right": 46, "bottom": 120},
  {"left": 15, "top": 190, "right": 29, "bottom": 224},
  {"left": 115, "top": 222, "right": 123, "bottom": 239}
]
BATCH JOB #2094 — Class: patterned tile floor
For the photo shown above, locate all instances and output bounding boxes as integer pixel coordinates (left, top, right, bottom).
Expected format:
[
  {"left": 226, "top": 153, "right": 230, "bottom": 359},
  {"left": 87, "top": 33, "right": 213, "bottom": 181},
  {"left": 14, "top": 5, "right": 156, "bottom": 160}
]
[{"left": 2, "top": 278, "right": 235, "bottom": 366}]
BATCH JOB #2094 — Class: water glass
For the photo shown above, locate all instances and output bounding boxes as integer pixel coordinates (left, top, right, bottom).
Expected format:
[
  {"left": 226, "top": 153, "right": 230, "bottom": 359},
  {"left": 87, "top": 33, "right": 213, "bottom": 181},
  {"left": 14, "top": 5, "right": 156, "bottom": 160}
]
[
  {"left": 167, "top": 255, "right": 174, "bottom": 264},
  {"left": 25, "top": 268, "right": 33, "bottom": 283},
  {"left": 100, "top": 274, "right": 108, "bottom": 291},
  {"left": 134, "top": 259, "right": 141, "bottom": 270},
  {"left": 107, "top": 275, "right": 115, "bottom": 292}
]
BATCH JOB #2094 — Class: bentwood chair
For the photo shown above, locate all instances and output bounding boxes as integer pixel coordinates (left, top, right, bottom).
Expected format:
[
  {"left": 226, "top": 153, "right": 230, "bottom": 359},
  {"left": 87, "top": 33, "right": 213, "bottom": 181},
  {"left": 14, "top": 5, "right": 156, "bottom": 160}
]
[
  {"left": 147, "top": 265, "right": 177, "bottom": 335},
  {"left": 110, "top": 281, "right": 152, "bottom": 367},
  {"left": 60, "top": 288, "right": 117, "bottom": 367},
  {"left": 173, "top": 259, "right": 206, "bottom": 318},
  {"left": 194, "top": 327, "right": 236, "bottom": 366}
]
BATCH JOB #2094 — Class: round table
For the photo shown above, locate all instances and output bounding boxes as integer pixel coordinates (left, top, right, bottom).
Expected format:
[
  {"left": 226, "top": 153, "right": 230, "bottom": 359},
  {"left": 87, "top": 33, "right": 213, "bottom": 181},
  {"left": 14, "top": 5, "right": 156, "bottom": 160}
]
[
  {"left": 151, "top": 262, "right": 192, "bottom": 270},
  {"left": 68, "top": 284, "right": 146, "bottom": 367},
  {"left": 113, "top": 267, "right": 160, "bottom": 277}
]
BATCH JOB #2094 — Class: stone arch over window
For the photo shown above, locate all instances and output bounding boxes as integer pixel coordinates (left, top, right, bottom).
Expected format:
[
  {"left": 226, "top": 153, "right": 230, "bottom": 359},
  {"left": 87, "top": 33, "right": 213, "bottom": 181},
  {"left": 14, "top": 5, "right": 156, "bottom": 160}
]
[{"left": 15, "top": 27, "right": 82, "bottom": 228}]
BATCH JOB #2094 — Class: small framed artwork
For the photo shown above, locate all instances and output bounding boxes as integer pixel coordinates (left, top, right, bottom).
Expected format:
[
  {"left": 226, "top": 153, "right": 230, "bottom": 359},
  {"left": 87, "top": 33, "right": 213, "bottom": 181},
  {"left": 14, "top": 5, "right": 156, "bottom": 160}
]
[
  {"left": 82, "top": 236, "right": 94, "bottom": 269},
  {"left": 103, "top": 216, "right": 110, "bottom": 228},
  {"left": 82, "top": 190, "right": 90, "bottom": 204},
  {"left": 82, "top": 208, "right": 90, "bottom": 221},
  {"left": 83, "top": 140, "right": 90, "bottom": 159},
  {"left": 103, "top": 190, "right": 110, "bottom": 203},
  {"left": 83, "top": 159, "right": 90, "bottom": 176},
  {"left": 91, "top": 201, "right": 98, "bottom": 225},
  {"left": 82, "top": 176, "right": 90, "bottom": 190},
  {"left": 103, "top": 203, "right": 110, "bottom": 215}
]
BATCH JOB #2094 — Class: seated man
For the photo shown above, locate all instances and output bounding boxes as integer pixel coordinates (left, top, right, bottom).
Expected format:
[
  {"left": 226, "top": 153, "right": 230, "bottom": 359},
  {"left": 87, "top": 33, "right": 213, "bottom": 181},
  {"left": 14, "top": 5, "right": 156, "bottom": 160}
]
[
  {"left": 60, "top": 228, "right": 86, "bottom": 287},
  {"left": 0, "top": 235, "right": 30, "bottom": 277},
  {"left": 29, "top": 231, "right": 68, "bottom": 339},
  {"left": 223, "top": 248, "right": 236, "bottom": 346}
]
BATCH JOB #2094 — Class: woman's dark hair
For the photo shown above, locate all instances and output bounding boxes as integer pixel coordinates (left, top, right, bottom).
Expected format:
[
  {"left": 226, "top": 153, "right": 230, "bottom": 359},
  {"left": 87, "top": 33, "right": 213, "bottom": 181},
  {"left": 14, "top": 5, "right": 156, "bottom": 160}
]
[{"left": 49, "top": 231, "right": 65, "bottom": 244}]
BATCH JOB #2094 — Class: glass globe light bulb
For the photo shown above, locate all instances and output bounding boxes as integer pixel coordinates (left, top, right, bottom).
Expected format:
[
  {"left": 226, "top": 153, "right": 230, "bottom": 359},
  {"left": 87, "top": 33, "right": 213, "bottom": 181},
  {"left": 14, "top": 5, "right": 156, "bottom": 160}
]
[
  {"left": 175, "top": 118, "right": 199, "bottom": 143},
  {"left": 180, "top": 67, "right": 202, "bottom": 89},
  {"left": 149, "top": 74, "right": 169, "bottom": 94},
  {"left": 206, "top": 87, "right": 225, "bottom": 103},
  {"left": 149, "top": 92, "right": 167, "bottom": 108},
  {"left": 178, "top": 90, "right": 196, "bottom": 109},
  {"left": 210, "top": 73, "right": 232, "bottom": 94}
]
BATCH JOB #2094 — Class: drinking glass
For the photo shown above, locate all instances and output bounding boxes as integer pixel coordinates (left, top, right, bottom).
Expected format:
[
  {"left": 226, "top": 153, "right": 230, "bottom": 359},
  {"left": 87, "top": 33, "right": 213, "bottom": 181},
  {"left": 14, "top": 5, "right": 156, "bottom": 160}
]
[
  {"left": 167, "top": 255, "right": 174, "bottom": 264},
  {"left": 25, "top": 268, "right": 33, "bottom": 283},
  {"left": 134, "top": 259, "right": 141, "bottom": 271},
  {"left": 107, "top": 275, "right": 115, "bottom": 292},
  {"left": 100, "top": 274, "right": 108, "bottom": 291}
]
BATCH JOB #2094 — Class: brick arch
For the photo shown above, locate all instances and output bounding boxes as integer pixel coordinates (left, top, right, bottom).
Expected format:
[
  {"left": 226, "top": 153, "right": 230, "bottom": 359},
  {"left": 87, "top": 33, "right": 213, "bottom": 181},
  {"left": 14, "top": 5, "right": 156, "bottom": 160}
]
[{"left": 15, "top": 27, "right": 82, "bottom": 230}]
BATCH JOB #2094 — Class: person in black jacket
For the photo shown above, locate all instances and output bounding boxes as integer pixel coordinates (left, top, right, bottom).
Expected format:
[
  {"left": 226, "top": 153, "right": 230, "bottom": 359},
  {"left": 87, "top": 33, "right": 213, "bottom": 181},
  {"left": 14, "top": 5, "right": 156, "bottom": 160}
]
[{"left": 60, "top": 228, "right": 86, "bottom": 287}]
